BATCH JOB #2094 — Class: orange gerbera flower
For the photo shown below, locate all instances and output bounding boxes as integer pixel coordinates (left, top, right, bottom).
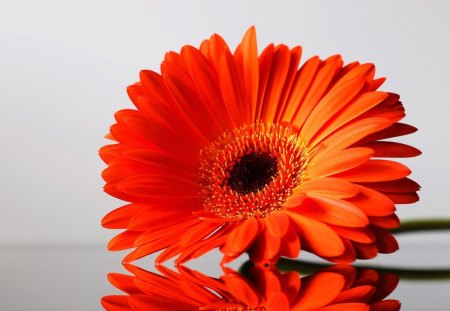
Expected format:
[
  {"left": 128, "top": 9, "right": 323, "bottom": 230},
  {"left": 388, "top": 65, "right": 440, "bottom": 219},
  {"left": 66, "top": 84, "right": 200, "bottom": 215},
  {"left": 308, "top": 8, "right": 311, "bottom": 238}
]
[
  {"left": 101, "top": 264, "right": 400, "bottom": 311},
  {"left": 100, "top": 26, "right": 420, "bottom": 265}
]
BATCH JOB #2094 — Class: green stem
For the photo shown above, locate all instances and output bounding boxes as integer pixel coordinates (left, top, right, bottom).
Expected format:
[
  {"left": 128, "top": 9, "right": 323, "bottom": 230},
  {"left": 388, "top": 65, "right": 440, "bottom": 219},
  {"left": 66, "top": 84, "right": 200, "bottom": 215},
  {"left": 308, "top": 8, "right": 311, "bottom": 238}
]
[
  {"left": 392, "top": 218, "right": 450, "bottom": 234},
  {"left": 276, "top": 258, "right": 450, "bottom": 280}
]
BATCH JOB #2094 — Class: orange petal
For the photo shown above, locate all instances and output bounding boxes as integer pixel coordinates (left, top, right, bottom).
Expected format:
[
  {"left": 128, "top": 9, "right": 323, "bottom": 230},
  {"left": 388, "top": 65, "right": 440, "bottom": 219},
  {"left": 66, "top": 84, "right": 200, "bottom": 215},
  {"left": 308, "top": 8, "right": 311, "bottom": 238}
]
[
  {"left": 222, "top": 274, "right": 260, "bottom": 308},
  {"left": 155, "top": 243, "right": 184, "bottom": 264},
  {"left": 179, "top": 279, "right": 219, "bottom": 304},
  {"left": 260, "top": 45, "right": 291, "bottom": 122},
  {"left": 221, "top": 217, "right": 259, "bottom": 256},
  {"left": 266, "top": 211, "right": 290, "bottom": 237},
  {"left": 266, "top": 292, "right": 290, "bottom": 311},
  {"left": 280, "top": 224, "right": 301, "bottom": 258},
  {"left": 319, "top": 303, "right": 369, "bottom": 311},
  {"left": 250, "top": 268, "right": 282, "bottom": 298},
  {"left": 358, "top": 122, "right": 417, "bottom": 144},
  {"left": 309, "top": 147, "right": 373, "bottom": 178},
  {"left": 326, "top": 238, "right": 357, "bottom": 264},
  {"left": 291, "top": 55, "right": 343, "bottom": 129},
  {"left": 318, "top": 118, "right": 393, "bottom": 155},
  {"left": 300, "top": 196, "right": 369, "bottom": 227},
  {"left": 293, "top": 272, "right": 345, "bottom": 310},
  {"left": 288, "top": 211, "right": 345, "bottom": 257},
  {"left": 385, "top": 192, "right": 419, "bottom": 204},
  {"left": 371, "top": 274, "right": 399, "bottom": 301},
  {"left": 250, "top": 222, "right": 281, "bottom": 264},
  {"left": 346, "top": 186, "right": 395, "bottom": 217},
  {"left": 124, "top": 235, "right": 181, "bottom": 262},
  {"left": 108, "top": 230, "right": 141, "bottom": 251},
  {"left": 301, "top": 76, "right": 366, "bottom": 143},
  {"left": 180, "top": 221, "right": 221, "bottom": 247},
  {"left": 336, "top": 62, "right": 374, "bottom": 85},
  {"left": 101, "top": 296, "right": 131, "bottom": 311},
  {"left": 107, "top": 273, "right": 142, "bottom": 294},
  {"left": 128, "top": 294, "right": 193, "bottom": 311},
  {"left": 298, "top": 177, "right": 359, "bottom": 199},
  {"left": 333, "top": 285, "right": 375, "bottom": 303},
  {"left": 360, "top": 141, "right": 421, "bottom": 157},
  {"left": 187, "top": 47, "right": 233, "bottom": 131},
  {"left": 369, "top": 214, "right": 400, "bottom": 229},
  {"left": 332, "top": 160, "right": 411, "bottom": 182},
  {"left": 359, "top": 178, "right": 420, "bottom": 193},
  {"left": 190, "top": 230, "right": 229, "bottom": 260},
  {"left": 99, "top": 144, "right": 123, "bottom": 164},
  {"left": 281, "top": 56, "right": 320, "bottom": 122},
  {"left": 219, "top": 50, "right": 247, "bottom": 123},
  {"left": 310, "top": 91, "right": 388, "bottom": 147},
  {"left": 329, "top": 225, "right": 375, "bottom": 244},
  {"left": 256, "top": 44, "right": 274, "bottom": 119},
  {"left": 282, "top": 192, "right": 307, "bottom": 208},
  {"left": 373, "top": 228, "right": 399, "bottom": 253},
  {"left": 234, "top": 26, "right": 259, "bottom": 120},
  {"left": 128, "top": 208, "right": 191, "bottom": 231},
  {"left": 134, "top": 218, "right": 199, "bottom": 245},
  {"left": 117, "top": 174, "right": 198, "bottom": 199},
  {"left": 370, "top": 300, "right": 401, "bottom": 311},
  {"left": 275, "top": 46, "right": 303, "bottom": 123},
  {"left": 354, "top": 242, "right": 378, "bottom": 259},
  {"left": 281, "top": 271, "right": 301, "bottom": 301},
  {"left": 102, "top": 204, "right": 149, "bottom": 229}
]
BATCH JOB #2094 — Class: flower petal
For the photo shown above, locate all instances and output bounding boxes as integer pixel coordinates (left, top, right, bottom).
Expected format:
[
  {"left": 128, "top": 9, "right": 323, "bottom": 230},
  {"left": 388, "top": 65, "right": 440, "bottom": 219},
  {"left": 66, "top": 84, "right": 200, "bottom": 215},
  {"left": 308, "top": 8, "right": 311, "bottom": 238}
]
[
  {"left": 361, "top": 141, "right": 421, "bottom": 158},
  {"left": 221, "top": 218, "right": 259, "bottom": 256},
  {"left": 301, "top": 76, "right": 366, "bottom": 143},
  {"left": 260, "top": 45, "right": 291, "bottom": 122},
  {"left": 300, "top": 196, "right": 369, "bottom": 227},
  {"left": 222, "top": 274, "right": 260, "bottom": 308},
  {"left": 293, "top": 272, "right": 345, "bottom": 310},
  {"left": 266, "top": 292, "right": 290, "bottom": 311},
  {"left": 291, "top": 55, "right": 343, "bottom": 129},
  {"left": 266, "top": 211, "right": 290, "bottom": 237},
  {"left": 102, "top": 204, "right": 149, "bottom": 229},
  {"left": 309, "top": 147, "right": 374, "bottom": 178},
  {"left": 346, "top": 185, "right": 395, "bottom": 217},
  {"left": 279, "top": 224, "right": 301, "bottom": 258},
  {"left": 234, "top": 26, "right": 259, "bottom": 120},
  {"left": 298, "top": 177, "right": 359, "bottom": 199},
  {"left": 281, "top": 56, "right": 320, "bottom": 122},
  {"left": 329, "top": 225, "right": 375, "bottom": 244},
  {"left": 288, "top": 211, "right": 345, "bottom": 257},
  {"left": 319, "top": 303, "right": 369, "bottom": 311},
  {"left": 101, "top": 295, "right": 131, "bottom": 311},
  {"left": 332, "top": 160, "right": 411, "bottom": 182},
  {"left": 309, "top": 91, "right": 388, "bottom": 147}
]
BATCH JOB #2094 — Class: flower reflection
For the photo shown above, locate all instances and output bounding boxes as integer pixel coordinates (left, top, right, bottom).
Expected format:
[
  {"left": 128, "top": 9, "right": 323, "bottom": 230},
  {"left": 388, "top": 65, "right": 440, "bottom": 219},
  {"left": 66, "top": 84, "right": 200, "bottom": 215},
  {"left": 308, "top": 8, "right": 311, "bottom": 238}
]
[{"left": 102, "top": 264, "right": 400, "bottom": 310}]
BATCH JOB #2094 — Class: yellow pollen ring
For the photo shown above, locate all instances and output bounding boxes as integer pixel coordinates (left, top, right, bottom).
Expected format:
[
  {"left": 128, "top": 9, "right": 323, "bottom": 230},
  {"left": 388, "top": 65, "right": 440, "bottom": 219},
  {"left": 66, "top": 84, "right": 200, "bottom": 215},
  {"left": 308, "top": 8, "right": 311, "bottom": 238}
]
[{"left": 199, "top": 123, "right": 309, "bottom": 220}]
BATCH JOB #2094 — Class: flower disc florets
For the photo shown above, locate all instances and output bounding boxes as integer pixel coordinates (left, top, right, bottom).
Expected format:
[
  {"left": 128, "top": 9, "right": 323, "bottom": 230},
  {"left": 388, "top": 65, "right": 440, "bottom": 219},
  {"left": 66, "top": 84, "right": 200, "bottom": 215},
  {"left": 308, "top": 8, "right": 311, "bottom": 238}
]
[{"left": 199, "top": 123, "right": 309, "bottom": 220}]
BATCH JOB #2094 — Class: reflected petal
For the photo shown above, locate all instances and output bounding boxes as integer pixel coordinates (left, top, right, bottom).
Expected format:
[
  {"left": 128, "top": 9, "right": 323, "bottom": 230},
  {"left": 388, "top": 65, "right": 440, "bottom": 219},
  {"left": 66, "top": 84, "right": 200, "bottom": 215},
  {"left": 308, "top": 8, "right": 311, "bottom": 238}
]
[{"left": 102, "top": 264, "right": 399, "bottom": 310}]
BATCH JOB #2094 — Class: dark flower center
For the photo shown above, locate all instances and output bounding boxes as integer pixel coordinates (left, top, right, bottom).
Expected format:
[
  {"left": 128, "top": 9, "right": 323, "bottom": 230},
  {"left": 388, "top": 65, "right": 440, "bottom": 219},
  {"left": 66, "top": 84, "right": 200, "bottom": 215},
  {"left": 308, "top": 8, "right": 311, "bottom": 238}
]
[
  {"left": 228, "top": 152, "right": 278, "bottom": 195},
  {"left": 199, "top": 123, "right": 308, "bottom": 219}
]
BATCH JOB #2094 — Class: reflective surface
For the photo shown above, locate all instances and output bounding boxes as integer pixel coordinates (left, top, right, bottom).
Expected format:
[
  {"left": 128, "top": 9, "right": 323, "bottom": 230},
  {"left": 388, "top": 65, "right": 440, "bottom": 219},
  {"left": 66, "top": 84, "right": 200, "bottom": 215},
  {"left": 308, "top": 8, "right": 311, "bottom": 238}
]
[
  {"left": 103, "top": 263, "right": 400, "bottom": 310},
  {"left": 1, "top": 232, "right": 449, "bottom": 310}
]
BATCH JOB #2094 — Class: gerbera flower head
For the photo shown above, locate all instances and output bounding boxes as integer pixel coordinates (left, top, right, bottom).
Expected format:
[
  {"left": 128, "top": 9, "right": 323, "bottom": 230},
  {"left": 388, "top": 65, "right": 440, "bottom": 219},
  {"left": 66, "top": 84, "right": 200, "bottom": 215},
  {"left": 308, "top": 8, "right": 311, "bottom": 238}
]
[
  {"left": 101, "top": 264, "right": 400, "bottom": 311},
  {"left": 100, "top": 26, "right": 420, "bottom": 265}
]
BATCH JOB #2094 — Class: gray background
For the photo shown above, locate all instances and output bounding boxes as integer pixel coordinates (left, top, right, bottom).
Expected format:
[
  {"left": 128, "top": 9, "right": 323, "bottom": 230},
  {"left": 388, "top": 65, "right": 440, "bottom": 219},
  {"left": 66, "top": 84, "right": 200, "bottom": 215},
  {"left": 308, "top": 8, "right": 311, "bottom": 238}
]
[{"left": 1, "top": 0, "right": 449, "bottom": 310}]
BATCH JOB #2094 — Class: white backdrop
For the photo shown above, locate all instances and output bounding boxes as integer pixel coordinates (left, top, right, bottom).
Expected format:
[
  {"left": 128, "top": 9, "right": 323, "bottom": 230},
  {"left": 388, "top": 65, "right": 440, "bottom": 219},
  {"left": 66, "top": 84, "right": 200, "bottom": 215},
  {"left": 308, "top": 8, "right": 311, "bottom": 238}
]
[{"left": 1, "top": 0, "right": 449, "bottom": 245}]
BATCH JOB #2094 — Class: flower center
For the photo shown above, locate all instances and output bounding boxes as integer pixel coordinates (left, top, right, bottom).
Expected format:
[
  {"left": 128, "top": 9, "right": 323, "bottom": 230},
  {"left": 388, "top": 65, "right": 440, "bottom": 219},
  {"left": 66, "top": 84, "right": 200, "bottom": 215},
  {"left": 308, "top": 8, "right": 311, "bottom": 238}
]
[
  {"left": 199, "top": 123, "right": 309, "bottom": 220},
  {"left": 228, "top": 152, "right": 278, "bottom": 195}
]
